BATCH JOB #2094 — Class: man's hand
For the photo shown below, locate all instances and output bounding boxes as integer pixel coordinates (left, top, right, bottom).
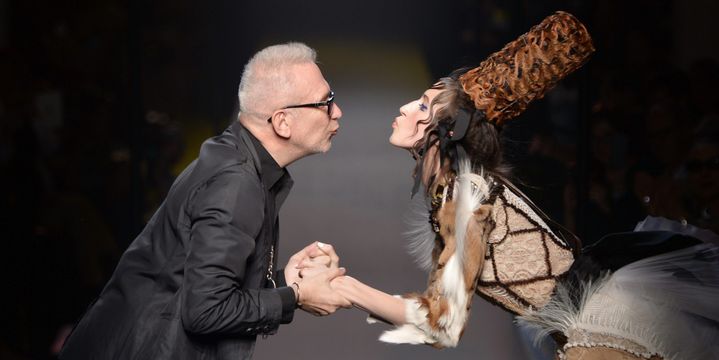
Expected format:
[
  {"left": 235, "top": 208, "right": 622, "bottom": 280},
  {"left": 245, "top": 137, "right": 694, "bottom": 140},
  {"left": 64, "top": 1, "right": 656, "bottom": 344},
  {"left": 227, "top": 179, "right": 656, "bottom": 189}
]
[{"left": 294, "top": 266, "right": 351, "bottom": 316}]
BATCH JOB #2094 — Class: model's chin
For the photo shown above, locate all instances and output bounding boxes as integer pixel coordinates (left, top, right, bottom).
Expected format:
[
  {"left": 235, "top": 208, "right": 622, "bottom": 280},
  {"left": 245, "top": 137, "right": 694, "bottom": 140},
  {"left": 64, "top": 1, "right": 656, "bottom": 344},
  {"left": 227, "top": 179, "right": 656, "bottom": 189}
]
[
  {"left": 388, "top": 133, "right": 399, "bottom": 147},
  {"left": 389, "top": 135, "right": 411, "bottom": 150}
]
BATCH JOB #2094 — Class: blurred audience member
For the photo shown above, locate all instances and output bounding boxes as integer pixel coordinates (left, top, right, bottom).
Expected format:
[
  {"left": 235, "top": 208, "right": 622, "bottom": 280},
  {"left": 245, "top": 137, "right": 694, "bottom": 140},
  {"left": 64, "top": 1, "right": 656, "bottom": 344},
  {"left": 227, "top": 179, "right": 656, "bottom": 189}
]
[{"left": 682, "top": 135, "right": 719, "bottom": 234}]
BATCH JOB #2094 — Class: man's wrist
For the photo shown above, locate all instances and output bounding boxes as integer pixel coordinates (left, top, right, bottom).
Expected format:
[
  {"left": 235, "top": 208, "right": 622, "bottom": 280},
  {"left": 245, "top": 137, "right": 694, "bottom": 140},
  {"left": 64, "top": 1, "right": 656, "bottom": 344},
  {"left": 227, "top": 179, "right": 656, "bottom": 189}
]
[
  {"left": 291, "top": 282, "right": 302, "bottom": 307},
  {"left": 277, "top": 286, "right": 298, "bottom": 324},
  {"left": 276, "top": 269, "right": 288, "bottom": 287}
]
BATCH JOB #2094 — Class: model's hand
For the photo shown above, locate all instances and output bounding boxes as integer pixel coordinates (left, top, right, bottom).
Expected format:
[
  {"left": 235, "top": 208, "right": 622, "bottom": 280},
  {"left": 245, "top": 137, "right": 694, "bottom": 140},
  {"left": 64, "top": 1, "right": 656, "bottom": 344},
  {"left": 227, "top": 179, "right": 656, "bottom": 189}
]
[
  {"left": 297, "top": 253, "right": 336, "bottom": 276},
  {"left": 296, "top": 267, "right": 351, "bottom": 316},
  {"left": 330, "top": 275, "right": 364, "bottom": 307},
  {"left": 308, "top": 242, "right": 340, "bottom": 268},
  {"left": 284, "top": 242, "right": 335, "bottom": 285},
  {"left": 330, "top": 275, "right": 354, "bottom": 290}
]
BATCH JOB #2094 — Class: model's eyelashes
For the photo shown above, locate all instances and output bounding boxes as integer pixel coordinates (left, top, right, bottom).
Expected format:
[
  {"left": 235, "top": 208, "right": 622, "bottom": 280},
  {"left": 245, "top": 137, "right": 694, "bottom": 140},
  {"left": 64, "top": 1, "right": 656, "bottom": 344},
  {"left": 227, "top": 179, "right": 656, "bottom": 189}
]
[{"left": 418, "top": 103, "right": 428, "bottom": 112}]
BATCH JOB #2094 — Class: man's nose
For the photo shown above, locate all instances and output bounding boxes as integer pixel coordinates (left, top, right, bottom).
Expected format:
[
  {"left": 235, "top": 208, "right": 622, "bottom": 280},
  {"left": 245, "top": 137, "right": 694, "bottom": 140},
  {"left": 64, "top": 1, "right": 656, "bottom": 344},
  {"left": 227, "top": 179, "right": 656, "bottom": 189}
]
[{"left": 332, "top": 103, "right": 343, "bottom": 119}]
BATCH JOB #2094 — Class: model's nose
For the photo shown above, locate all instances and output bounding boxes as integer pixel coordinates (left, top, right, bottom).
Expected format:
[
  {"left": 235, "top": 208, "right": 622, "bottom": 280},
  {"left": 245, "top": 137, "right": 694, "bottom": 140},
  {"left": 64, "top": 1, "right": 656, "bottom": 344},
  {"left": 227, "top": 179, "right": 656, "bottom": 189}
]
[{"left": 399, "top": 101, "right": 413, "bottom": 116}]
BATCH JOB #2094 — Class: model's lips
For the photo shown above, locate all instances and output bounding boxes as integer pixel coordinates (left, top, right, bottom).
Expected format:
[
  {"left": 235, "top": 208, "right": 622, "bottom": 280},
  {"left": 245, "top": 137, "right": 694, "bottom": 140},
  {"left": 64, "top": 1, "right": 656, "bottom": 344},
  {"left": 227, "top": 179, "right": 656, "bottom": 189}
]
[{"left": 392, "top": 121, "right": 398, "bottom": 128}]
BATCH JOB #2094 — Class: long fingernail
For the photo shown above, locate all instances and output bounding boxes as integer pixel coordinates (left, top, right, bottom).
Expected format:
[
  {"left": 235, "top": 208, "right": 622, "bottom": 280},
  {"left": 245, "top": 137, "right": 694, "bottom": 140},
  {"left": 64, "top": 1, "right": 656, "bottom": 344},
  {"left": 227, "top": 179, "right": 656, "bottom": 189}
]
[{"left": 317, "top": 242, "right": 325, "bottom": 248}]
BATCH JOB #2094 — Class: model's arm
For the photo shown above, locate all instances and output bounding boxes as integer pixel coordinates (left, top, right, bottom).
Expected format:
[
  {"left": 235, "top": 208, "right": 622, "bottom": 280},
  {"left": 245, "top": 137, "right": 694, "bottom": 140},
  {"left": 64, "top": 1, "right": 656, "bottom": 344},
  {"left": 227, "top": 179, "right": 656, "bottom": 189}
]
[
  {"left": 312, "top": 203, "right": 493, "bottom": 348},
  {"left": 331, "top": 275, "right": 407, "bottom": 325},
  {"left": 295, "top": 248, "right": 406, "bottom": 324}
]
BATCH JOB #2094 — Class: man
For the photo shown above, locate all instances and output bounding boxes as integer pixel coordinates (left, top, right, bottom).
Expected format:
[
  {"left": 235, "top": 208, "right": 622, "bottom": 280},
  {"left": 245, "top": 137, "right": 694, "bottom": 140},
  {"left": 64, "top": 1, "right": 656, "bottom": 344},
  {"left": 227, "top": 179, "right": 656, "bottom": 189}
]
[{"left": 60, "top": 42, "right": 350, "bottom": 359}]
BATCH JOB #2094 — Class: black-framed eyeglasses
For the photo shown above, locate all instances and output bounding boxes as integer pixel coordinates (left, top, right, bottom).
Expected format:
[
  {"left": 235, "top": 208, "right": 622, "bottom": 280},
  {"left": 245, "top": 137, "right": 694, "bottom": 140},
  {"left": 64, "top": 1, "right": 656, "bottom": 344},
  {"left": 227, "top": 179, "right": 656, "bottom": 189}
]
[{"left": 267, "top": 90, "right": 335, "bottom": 122}]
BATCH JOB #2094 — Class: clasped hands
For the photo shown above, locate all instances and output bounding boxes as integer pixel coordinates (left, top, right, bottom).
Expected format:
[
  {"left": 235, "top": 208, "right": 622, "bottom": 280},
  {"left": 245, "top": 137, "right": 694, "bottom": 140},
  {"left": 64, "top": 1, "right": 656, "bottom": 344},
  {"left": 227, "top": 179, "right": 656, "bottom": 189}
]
[{"left": 284, "top": 242, "right": 352, "bottom": 316}]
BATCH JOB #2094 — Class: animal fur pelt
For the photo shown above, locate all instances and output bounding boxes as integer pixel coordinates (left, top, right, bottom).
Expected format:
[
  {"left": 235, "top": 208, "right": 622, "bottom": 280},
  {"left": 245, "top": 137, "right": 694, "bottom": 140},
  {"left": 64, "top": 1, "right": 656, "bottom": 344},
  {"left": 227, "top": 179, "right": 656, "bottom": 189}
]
[
  {"left": 381, "top": 163, "right": 493, "bottom": 348},
  {"left": 379, "top": 158, "right": 574, "bottom": 347}
]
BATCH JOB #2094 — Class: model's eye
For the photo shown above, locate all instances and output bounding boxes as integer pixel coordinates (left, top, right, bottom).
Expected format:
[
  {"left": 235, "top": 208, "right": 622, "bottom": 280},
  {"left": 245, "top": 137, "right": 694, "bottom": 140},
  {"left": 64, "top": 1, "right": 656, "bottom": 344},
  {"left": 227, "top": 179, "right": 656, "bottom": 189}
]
[{"left": 419, "top": 103, "right": 428, "bottom": 112}]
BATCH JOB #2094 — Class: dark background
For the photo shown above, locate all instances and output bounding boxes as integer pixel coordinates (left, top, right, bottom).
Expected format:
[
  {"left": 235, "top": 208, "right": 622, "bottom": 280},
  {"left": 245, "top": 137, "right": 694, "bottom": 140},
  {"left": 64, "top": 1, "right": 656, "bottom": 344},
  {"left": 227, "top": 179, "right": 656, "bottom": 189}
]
[{"left": 2, "top": 0, "right": 718, "bottom": 359}]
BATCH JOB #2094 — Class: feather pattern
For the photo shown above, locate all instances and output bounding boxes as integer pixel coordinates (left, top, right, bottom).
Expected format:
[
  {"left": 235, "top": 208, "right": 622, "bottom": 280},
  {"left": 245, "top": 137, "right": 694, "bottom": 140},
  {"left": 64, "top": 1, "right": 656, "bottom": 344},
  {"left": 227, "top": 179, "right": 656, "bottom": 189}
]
[
  {"left": 453, "top": 158, "right": 491, "bottom": 267},
  {"left": 436, "top": 254, "right": 467, "bottom": 346},
  {"left": 517, "top": 244, "right": 719, "bottom": 360},
  {"left": 403, "top": 194, "right": 436, "bottom": 271}
]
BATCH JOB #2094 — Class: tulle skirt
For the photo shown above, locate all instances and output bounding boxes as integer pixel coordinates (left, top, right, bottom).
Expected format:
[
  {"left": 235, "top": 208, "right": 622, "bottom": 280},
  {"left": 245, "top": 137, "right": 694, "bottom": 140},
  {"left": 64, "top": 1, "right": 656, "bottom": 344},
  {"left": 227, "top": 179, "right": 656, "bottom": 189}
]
[{"left": 519, "top": 238, "right": 719, "bottom": 360}]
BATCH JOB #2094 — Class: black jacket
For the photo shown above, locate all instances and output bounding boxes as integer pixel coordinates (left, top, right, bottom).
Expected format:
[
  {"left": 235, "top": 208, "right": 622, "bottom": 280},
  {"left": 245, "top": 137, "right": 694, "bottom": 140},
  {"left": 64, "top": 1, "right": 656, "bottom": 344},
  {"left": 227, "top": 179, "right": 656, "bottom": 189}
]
[{"left": 60, "top": 122, "right": 297, "bottom": 359}]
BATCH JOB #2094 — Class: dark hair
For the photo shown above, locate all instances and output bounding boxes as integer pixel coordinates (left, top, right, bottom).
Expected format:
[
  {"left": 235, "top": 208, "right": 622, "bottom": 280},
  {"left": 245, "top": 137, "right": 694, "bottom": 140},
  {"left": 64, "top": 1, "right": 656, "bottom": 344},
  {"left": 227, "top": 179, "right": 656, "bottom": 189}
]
[
  {"left": 412, "top": 70, "right": 582, "bottom": 255},
  {"left": 412, "top": 69, "right": 512, "bottom": 195}
]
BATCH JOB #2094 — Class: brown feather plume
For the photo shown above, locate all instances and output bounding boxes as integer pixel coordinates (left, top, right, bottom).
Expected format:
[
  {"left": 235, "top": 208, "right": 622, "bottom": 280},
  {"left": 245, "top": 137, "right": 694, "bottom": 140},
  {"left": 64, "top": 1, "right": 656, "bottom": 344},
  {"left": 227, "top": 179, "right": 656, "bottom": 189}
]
[{"left": 459, "top": 11, "right": 595, "bottom": 126}]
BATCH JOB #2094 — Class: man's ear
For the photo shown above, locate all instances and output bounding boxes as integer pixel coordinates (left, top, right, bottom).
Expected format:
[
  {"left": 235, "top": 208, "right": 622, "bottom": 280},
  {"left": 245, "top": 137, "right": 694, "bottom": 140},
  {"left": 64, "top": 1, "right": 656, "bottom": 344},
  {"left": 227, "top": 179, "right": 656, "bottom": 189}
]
[{"left": 270, "top": 110, "right": 291, "bottom": 139}]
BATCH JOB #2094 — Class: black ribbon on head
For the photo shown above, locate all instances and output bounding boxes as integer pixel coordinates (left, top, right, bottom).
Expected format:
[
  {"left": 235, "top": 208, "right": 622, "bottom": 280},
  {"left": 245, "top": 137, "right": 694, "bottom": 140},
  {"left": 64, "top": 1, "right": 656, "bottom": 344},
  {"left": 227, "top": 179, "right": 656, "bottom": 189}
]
[{"left": 411, "top": 108, "right": 474, "bottom": 198}]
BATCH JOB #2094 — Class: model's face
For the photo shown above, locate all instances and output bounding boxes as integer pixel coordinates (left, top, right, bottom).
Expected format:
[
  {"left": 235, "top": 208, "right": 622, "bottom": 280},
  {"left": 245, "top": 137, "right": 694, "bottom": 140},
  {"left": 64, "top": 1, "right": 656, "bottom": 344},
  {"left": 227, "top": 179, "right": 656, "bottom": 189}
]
[
  {"left": 287, "top": 63, "right": 343, "bottom": 155},
  {"left": 389, "top": 88, "right": 442, "bottom": 149}
]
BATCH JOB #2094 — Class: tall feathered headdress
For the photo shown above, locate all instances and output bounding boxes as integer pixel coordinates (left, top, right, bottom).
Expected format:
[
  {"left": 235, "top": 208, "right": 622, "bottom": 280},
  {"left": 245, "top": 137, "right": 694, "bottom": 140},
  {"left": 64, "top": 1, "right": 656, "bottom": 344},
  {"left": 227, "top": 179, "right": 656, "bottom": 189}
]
[
  {"left": 459, "top": 10, "right": 595, "bottom": 127},
  {"left": 412, "top": 11, "right": 595, "bottom": 197}
]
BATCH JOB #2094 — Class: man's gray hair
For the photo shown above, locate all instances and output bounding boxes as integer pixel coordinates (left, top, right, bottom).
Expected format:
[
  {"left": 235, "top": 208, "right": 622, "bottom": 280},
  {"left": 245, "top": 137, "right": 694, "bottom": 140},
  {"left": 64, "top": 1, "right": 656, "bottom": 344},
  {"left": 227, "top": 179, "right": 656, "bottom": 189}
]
[{"left": 238, "top": 42, "right": 317, "bottom": 117}]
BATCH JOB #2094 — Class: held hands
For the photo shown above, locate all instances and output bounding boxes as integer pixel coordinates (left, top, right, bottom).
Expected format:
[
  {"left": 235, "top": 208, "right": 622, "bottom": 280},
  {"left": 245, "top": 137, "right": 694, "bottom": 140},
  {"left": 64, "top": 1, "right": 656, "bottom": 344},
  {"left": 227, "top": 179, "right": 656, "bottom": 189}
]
[
  {"left": 284, "top": 242, "right": 338, "bottom": 284},
  {"left": 284, "top": 242, "right": 350, "bottom": 316}
]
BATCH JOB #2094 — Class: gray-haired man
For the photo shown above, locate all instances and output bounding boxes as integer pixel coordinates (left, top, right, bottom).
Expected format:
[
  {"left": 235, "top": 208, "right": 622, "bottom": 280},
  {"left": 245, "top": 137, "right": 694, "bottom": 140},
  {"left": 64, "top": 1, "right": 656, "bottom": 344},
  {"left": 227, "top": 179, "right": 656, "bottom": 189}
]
[{"left": 60, "top": 42, "right": 349, "bottom": 360}]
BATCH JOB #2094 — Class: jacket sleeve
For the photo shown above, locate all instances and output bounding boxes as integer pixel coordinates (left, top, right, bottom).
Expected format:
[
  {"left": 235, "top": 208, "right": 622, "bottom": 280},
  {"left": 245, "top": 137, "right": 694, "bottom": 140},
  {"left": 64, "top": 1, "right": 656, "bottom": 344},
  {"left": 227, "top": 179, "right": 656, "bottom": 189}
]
[{"left": 181, "top": 166, "right": 295, "bottom": 336}]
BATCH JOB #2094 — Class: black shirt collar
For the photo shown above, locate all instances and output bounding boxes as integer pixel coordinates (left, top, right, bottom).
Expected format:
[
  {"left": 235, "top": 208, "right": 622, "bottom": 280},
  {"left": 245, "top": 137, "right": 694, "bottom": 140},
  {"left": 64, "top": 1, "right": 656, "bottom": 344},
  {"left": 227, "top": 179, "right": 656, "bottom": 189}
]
[{"left": 245, "top": 127, "right": 287, "bottom": 191}]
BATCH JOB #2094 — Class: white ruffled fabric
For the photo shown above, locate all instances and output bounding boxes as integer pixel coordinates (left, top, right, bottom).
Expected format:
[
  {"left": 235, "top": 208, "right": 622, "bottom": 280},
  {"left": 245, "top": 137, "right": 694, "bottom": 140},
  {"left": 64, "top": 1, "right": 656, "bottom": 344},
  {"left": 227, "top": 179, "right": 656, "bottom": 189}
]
[{"left": 519, "top": 236, "right": 719, "bottom": 360}]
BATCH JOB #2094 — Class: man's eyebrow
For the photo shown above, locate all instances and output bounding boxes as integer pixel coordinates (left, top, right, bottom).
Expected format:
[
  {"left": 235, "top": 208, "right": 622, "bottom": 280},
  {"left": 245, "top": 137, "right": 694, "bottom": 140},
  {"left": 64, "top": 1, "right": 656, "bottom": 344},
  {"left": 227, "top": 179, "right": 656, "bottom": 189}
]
[{"left": 316, "top": 89, "right": 331, "bottom": 101}]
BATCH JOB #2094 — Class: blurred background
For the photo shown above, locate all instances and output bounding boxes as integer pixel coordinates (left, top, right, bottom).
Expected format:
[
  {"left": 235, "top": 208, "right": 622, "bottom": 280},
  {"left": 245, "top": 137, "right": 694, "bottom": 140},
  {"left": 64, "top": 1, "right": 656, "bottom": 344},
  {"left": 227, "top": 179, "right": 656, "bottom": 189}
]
[{"left": 1, "top": 0, "right": 718, "bottom": 359}]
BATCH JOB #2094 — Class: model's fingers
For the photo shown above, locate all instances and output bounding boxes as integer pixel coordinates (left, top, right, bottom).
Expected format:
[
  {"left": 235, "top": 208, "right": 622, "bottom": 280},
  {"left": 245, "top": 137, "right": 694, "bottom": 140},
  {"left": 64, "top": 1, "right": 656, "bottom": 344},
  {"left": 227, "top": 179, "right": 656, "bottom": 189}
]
[
  {"left": 323, "top": 267, "right": 346, "bottom": 281},
  {"left": 297, "top": 256, "right": 329, "bottom": 269},
  {"left": 311, "top": 255, "right": 331, "bottom": 267},
  {"left": 295, "top": 241, "right": 325, "bottom": 260},
  {"left": 305, "top": 242, "right": 330, "bottom": 258},
  {"left": 315, "top": 242, "right": 340, "bottom": 268},
  {"left": 298, "top": 267, "right": 328, "bottom": 279},
  {"left": 287, "top": 250, "right": 308, "bottom": 268},
  {"left": 287, "top": 253, "right": 301, "bottom": 264}
]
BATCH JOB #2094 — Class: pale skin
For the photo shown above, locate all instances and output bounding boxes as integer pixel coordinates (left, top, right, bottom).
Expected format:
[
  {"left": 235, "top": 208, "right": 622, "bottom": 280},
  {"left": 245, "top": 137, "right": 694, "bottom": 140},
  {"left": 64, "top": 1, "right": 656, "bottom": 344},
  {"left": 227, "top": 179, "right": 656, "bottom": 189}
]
[
  {"left": 240, "top": 62, "right": 343, "bottom": 167},
  {"left": 296, "top": 87, "right": 444, "bottom": 325},
  {"left": 285, "top": 242, "right": 350, "bottom": 316},
  {"left": 239, "top": 61, "right": 349, "bottom": 316}
]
